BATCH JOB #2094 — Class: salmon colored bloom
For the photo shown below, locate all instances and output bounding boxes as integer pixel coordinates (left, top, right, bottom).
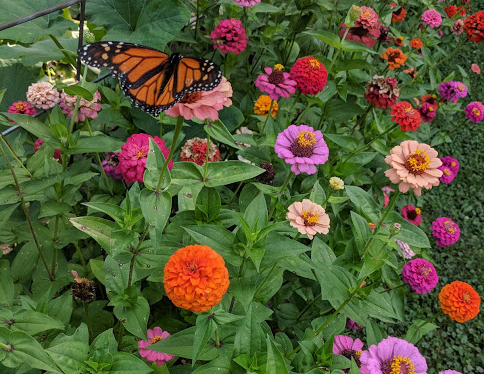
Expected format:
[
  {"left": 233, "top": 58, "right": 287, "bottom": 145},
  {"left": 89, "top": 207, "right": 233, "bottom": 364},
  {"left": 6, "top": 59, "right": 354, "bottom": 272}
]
[
  {"left": 384, "top": 140, "right": 443, "bottom": 196},
  {"left": 439, "top": 281, "right": 481, "bottom": 322},
  {"left": 253, "top": 95, "right": 279, "bottom": 117},
  {"left": 286, "top": 199, "right": 330, "bottom": 240},
  {"left": 391, "top": 102, "right": 422, "bottom": 132},
  {"left": 410, "top": 38, "right": 423, "bottom": 49},
  {"left": 381, "top": 48, "right": 407, "bottom": 70},
  {"left": 163, "top": 245, "right": 229, "bottom": 313},
  {"left": 471, "top": 63, "right": 481, "bottom": 74}
]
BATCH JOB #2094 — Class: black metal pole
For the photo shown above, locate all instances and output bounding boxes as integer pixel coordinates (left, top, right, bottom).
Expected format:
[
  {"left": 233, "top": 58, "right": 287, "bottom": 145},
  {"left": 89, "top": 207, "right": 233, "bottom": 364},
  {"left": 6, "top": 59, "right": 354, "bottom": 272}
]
[
  {"left": 0, "top": 0, "right": 83, "bottom": 32},
  {"left": 76, "top": 0, "right": 87, "bottom": 81}
]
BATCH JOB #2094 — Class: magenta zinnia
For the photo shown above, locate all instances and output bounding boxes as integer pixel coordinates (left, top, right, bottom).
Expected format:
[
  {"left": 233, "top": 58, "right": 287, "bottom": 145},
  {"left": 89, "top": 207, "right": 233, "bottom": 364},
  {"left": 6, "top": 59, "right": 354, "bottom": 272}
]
[
  {"left": 138, "top": 327, "right": 174, "bottom": 365},
  {"left": 210, "top": 18, "right": 247, "bottom": 55},
  {"left": 8, "top": 101, "right": 36, "bottom": 116},
  {"left": 465, "top": 101, "right": 484, "bottom": 123},
  {"left": 401, "top": 204, "right": 422, "bottom": 225},
  {"left": 402, "top": 258, "right": 438, "bottom": 294},
  {"left": 431, "top": 217, "right": 460, "bottom": 247},
  {"left": 333, "top": 335, "right": 364, "bottom": 373},
  {"left": 274, "top": 124, "right": 329, "bottom": 175},
  {"left": 255, "top": 65, "right": 297, "bottom": 100}
]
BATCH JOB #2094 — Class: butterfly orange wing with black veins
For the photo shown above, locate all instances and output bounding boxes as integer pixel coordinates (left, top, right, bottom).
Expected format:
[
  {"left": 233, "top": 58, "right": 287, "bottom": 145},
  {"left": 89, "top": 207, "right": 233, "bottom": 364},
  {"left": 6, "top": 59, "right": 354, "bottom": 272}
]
[{"left": 78, "top": 41, "right": 222, "bottom": 116}]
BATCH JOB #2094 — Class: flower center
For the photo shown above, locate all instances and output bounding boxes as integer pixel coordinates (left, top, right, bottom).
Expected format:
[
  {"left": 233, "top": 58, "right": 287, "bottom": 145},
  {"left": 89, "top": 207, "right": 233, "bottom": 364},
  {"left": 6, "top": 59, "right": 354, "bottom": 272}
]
[
  {"left": 363, "top": 11, "right": 371, "bottom": 17},
  {"left": 16, "top": 102, "right": 26, "bottom": 110},
  {"left": 428, "top": 106, "right": 434, "bottom": 112},
  {"left": 462, "top": 292, "right": 471, "bottom": 303},
  {"left": 136, "top": 150, "right": 145, "bottom": 159},
  {"left": 404, "top": 149, "right": 430, "bottom": 174},
  {"left": 268, "top": 69, "right": 284, "bottom": 85},
  {"left": 404, "top": 107, "right": 414, "bottom": 115},
  {"left": 186, "top": 261, "right": 198, "bottom": 273},
  {"left": 472, "top": 108, "right": 481, "bottom": 116},
  {"left": 340, "top": 349, "right": 362, "bottom": 366},
  {"left": 381, "top": 356, "right": 415, "bottom": 374},
  {"left": 289, "top": 131, "right": 316, "bottom": 157},
  {"left": 451, "top": 162, "right": 456, "bottom": 167},
  {"left": 388, "top": 51, "right": 401, "bottom": 63},
  {"left": 415, "top": 207, "right": 421, "bottom": 215},
  {"left": 151, "top": 336, "right": 162, "bottom": 344},
  {"left": 419, "top": 265, "right": 432, "bottom": 278},
  {"left": 407, "top": 209, "right": 418, "bottom": 220},
  {"left": 444, "top": 220, "right": 457, "bottom": 234},
  {"left": 458, "top": 84, "right": 465, "bottom": 91},
  {"left": 309, "top": 59, "right": 321, "bottom": 69},
  {"left": 301, "top": 210, "right": 319, "bottom": 226},
  {"left": 180, "top": 91, "right": 202, "bottom": 104},
  {"left": 443, "top": 168, "right": 451, "bottom": 176},
  {"left": 274, "top": 64, "right": 284, "bottom": 71}
]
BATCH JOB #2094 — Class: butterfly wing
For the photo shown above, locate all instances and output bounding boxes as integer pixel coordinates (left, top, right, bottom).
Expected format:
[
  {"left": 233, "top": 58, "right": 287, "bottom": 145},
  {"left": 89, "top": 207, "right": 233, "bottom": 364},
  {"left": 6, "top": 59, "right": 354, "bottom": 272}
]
[{"left": 78, "top": 42, "right": 222, "bottom": 116}]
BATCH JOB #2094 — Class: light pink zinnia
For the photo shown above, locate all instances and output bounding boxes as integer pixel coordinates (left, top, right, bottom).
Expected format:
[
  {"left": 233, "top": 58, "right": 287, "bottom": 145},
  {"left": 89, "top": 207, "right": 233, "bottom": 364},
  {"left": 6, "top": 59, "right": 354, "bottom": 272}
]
[
  {"left": 333, "top": 335, "right": 364, "bottom": 373},
  {"left": 26, "top": 81, "right": 60, "bottom": 109},
  {"left": 356, "top": 6, "right": 380, "bottom": 30},
  {"left": 138, "top": 327, "right": 174, "bottom": 365},
  {"left": 402, "top": 258, "right": 439, "bottom": 294},
  {"left": 421, "top": 9, "right": 443, "bottom": 28},
  {"left": 471, "top": 63, "right": 481, "bottom": 74},
  {"left": 117, "top": 133, "right": 172, "bottom": 184},
  {"left": 384, "top": 140, "right": 443, "bottom": 196},
  {"left": 59, "top": 83, "right": 102, "bottom": 122},
  {"left": 431, "top": 217, "right": 460, "bottom": 247},
  {"left": 165, "top": 76, "right": 232, "bottom": 121},
  {"left": 255, "top": 65, "right": 297, "bottom": 100},
  {"left": 286, "top": 199, "right": 330, "bottom": 240},
  {"left": 274, "top": 124, "right": 329, "bottom": 175},
  {"left": 235, "top": 0, "right": 261, "bottom": 6}
]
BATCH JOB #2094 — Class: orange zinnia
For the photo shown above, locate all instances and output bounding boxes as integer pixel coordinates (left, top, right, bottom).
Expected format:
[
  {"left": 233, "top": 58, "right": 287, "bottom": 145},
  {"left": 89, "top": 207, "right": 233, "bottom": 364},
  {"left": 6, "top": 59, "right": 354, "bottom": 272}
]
[
  {"left": 410, "top": 38, "right": 423, "bottom": 49},
  {"left": 439, "top": 281, "right": 480, "bottom": 322},
  {"left": 381, "top": 47, "right": 407, "bottom": 70},
  {"left": 163, "top": 244, "right": 230, "bottom": 313}
]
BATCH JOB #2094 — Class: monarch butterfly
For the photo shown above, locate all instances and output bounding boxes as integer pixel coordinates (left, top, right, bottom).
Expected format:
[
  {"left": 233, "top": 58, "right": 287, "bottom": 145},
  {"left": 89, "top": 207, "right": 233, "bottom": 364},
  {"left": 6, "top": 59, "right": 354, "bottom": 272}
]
[{"left": 78, "top": 41, "right": 222, "bottom": 116}]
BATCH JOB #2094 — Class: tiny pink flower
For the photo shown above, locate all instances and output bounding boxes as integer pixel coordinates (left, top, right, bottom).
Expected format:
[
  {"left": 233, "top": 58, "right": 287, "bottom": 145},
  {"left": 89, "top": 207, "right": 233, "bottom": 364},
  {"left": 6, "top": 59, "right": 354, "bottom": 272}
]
[
  {"left": 59, "top": 83, "right": 102, "bottom": 122},
  {"left": 471, "top": 63, "right": 481, "bottom": 74},
  {"left": 8, "top": 101, "right": 36, "bottom": 116},
  {"left": 138, "top": 327, "right": 174, "bottom": 365}
]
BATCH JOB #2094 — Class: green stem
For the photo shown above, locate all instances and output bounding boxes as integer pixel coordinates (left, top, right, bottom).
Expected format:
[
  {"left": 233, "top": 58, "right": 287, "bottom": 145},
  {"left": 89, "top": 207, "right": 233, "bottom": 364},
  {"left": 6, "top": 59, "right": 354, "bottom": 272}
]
[
  {"left": 202, "top": 132, "right": 210, "bottom": 182},
  {"left": 117, "top": 322, "right": 125, "bottom": 350},
  {"left": 0, "top": 143, "right": 53, "bottom": 280},
  {"left": 293, "top": 232, "right": 301, "bottom": 240},
  {"left": 431, "top": 38, "right": 468, "bottom": 70},
  {"left": 295, "top": 293, "right": 321, "bottom": 322},
  {"left": 156, "top": 115, "right": 184, "bottom": 193},
  {"left": 285, "top": 91, "right": 301, "bottom": 125},
  {"left": 254, "top": 263, "right": 277, "bottom": 295},
  {"left": 417, "top": 311, "right": 442, "bottom": 329},
  {"left": 51, "top": 215, "right": 60, "bottom": 277},
  {"left": 268, "top": 172, "right": 293, "bottom": 221},
  {"left": 84, "top": 303, "right": 94, "bottom": 340},
  {"left": 378, "top": 0, "right": 391, "bottom": 14},
  {"left": 349, "top": 105, "right": 373, "bottom": 135},
  {"left": 0, "top": 134, "right": 33, "bottom": 178},
  {"left": 329, "top": 26, "right": 350, "bottom": 73},
  {"left": 322, "top": 190, "right": 333, "bottom": 207},
  {"left": 194, "top": 0, "right": 200, "bottom": 41},
  {"left": 73, "top": 241, "right": 89, "bottom": 274},
  {"left": 68, "top": 66, "right": 89, "bottom": 135},
  {"left": 227, "top": 181, "right": 244, "bottom": 205},
  {"left": 214, "top": 328, "right": 220, "bottom": 348},
  {"left": 379, "top": 282, "right": 407, "bottom": 294},
  {"left": 0, "top": 342, "right": 12, "bottom": 351},
  {"left": 259, "top": 99, "right": 274, "bottom": 137}
]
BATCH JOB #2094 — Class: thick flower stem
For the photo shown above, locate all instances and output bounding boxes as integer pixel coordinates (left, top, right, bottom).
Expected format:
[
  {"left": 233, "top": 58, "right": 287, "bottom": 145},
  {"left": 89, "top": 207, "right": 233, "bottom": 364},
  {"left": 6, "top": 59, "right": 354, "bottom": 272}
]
[
  {"left": 84, "top": 303, "right": 94, "bottom": 341},
  {"left": 0, "top": 143, "right": 54, "bottom": 281},
  {"left": 295, "top": 293, "right": 321, "bottom": 322},
  {"left": 268, "top": 172, "right": 293, "bottom": 221},
  {"left": 202, "top": 132, "right": 211, "bottom": 182},
  {"left": 0, "top": 134, "right": 32, "bottom": 178},
  {"left": 0, "top": 342, "right": 11, "bottom": 351},
  {"left": 259, "top": 99, "right": 274, "bottom": 137},
  {"left": 73, "top": 241, "right": 89, "bottom": 275},
  {"left": 155, "top": 115, "right": 184, "bottom": 193},
  {"left": 349, "top": 104, "right": 373, "bottom": 135},
  {"left": 214, "top": 328, "right": 221, "bottom": 348},
  {"left": 431, "top": 38, "right": 468, "bottom": 70},
  {"left": 417, "top": 311, "right": 442, "bottom": 330}
]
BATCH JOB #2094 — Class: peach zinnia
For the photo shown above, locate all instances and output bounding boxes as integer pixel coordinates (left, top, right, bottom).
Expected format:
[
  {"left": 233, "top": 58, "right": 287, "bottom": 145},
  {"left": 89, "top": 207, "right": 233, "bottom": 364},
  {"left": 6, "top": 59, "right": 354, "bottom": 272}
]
[
  {"left": 163, "top": 245, "right": 229, "bottom": 313},
  {"left": 384, "top": 140, "right": 443, "bottom": 196},
  {"left": 286, "top": 199, "right": 330, "bottom": 240},
  {"left": 439, "top": 281, "right": 480, "bottom": 322}
]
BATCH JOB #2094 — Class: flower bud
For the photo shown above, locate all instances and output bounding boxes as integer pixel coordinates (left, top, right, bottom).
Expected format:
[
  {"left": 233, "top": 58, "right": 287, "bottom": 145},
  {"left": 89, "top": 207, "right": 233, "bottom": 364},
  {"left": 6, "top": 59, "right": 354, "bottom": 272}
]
[
  {"left": 329, "top": 177, "right": 344, "bottom": 190},
  {"left": 349, "top": 5, "right": 362, "bottom": 20},
  {"left": 390, "top": 223, "right": 401, "bottom": 236}
]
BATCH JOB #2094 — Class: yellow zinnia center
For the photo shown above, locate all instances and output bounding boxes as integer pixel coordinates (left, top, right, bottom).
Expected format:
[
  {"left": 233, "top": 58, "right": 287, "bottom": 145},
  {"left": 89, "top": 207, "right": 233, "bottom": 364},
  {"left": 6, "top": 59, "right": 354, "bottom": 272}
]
[
  {"left": 16, "top": 102, "right": 26, "bottom": 110},
  {"left": 297, "top": 131, "right": 316, "bottom": 148},
  {"left": 137, "top": 151, "right": 144, "bottom": 158},
  {"left": 309, "top": 59, "right": 321, "bottom": 69},
  {"left": 462, "top": 292, "right": 471, "bottom": 303},
  {"left": 274, "top": 64, "right": 284, "bottom": 71},
  {"left": 444, "top": 220, "right": 457, "bottom": 233},
  {"left": 405, "top": 149, "right": 430, "bottom": 174},
  {"left": 415, "top": 208, "right": 421, "bottom": 215},
  {"left": 443, "top": 168, "right": 451, "bottom": 176},
  {"left": 458, "top": 84, "right": 465, "bottom": 91},
  {"left": 390, "top": 356, "right": 415, "bottom": 374},
  {"left": 472, "top": 108, "right": 481, "bottom": 116},
  {"left": 301, "top": 210, "right": 319, "bottom": 226},
  {"left": 151, "top": 336, "right": 162, "bottom": 344}
]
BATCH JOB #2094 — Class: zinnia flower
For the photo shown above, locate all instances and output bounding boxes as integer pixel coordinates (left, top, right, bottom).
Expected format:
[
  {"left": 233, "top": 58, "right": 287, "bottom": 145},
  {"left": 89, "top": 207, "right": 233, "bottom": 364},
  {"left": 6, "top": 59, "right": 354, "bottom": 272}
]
[
  {"left": 289, "top": 56, "right": 328, "bottom": 95},
  {"left": 438, "top": 81, "right": 468, "bottom": 103},
  {"left": 138, "top": 327, "right": 174, "bottom": 365},
  {"left": 253, "top": 95, "right": 279, "bottom": 117},
  {"left": 117, "top": 133, "right": 172, "bottom": 184},
  {"left": 464, "top": 11, "right": 484, "bottom": 43},
  {"left": 26, "top": 81, "right": 60, "bottom": 109},
  {"left": 329, "top": 176, "right": 344, "bottom": 190},
  {"left": 163, "top": 244, "right": 230, "bottom": 313},
  {"left": 255, "top": 161, "right": 275, "bottom": 185},
  {"left": 102, "top": 152, "right": 122, "bottom": 180},
  {"left": 445, "top": 5, "right": 466, "bottom": 18},
  {"left": 439, "top": 281, "right": 481, "bottom": 322},
  {"left": 410, "top": 38, "right": 423, "bottom": 49},
  {"left": 440, "top": 156, "right": 459, "bottom": 174},
  {"left": 346, "top": 318, "right": 364, "bottom": 330},
  {"left": 274, "top": 124, "right": 329, "bottom": 175},
  {"left": 339, "top": 23, "right": 381, "bottom": 48},
  {"left": 364, "top": 76, "right": 400, "bottom": 109},
  {"left": 394, "top": 36, "right": 405, "bottom": 47},
  {"left": 380, "top": 47, "right": 407, "bottom": 70},
  {"left": 254, "top": 65, "right": 297, "bottom": 100},
  {"left": 165, "top": 76, "right": 232, "bottom": 121},
  {"left": 395, "top": 239, "right": 416, "bottom": 259},
  {"left": 235, "top": 0, "right": 260, "bottom": 7},
  {"left": 59, "top": 84, "right": 101, "bottom": 123},
  {"left": 465, "top": 101, "right": 484, "bottom": 123},
  {"left": 333, "top": 335, "right": 364, "bottom": 373},
  {"left": 210, "top": 18, "right": 247, "bottom": 54},
  {"left": 417, "top": 102, "right": 437, "bottom": 123},
  {"left": 390, "top": 102, "right": 422, "bottom": 131},
  {"left": 439, "top": 371, "right": 462, "bottom": 374},
  {"left": 392, "top": 6, "right": 407, "bottom": 22},
  {"left": 360, "top": 336, "right": 428, "bottom": 374},
  {"left": 377, "top": 25, "right": 391, "bottom": 44},
  {"left": 438, "top": 156, "right": 459, "bottom": 184},
  {"left": 355, "top": 6, "right": 380, "bottom": 30},
  {"left": 179, "top": 137, "right": 221, "bottom": 166},
  {"left": 471, "top": 63, "right": 481, "bottom": 74},
  {"left": 402, "top": 259, "right": 438, "bottom": 294},
  {"left": 421, "top": 9, "right": 443, "bottom": 28},
  {"left": 401, "top": 204, "right": 422, "bottom": 225},
  {"left": 33, "top": 139, "right": 61, "bottom": 160},
  {"left": 421, "top": 94, "right": 439, "bottom": 109},
  {"left": 8, "top": 101, "right": 36, "bottom": 116},
  {"left": 451, "top": 19, "right": 465, "bottom": 35},
  {"left": 431, "top": 217, "right": 460, "bottom": 247},
  {"left": 384, "top": 140, "right": 443, "bottom": 196},
  {"left": 286, "top": 199, "right": 330, "bottom": 240}
]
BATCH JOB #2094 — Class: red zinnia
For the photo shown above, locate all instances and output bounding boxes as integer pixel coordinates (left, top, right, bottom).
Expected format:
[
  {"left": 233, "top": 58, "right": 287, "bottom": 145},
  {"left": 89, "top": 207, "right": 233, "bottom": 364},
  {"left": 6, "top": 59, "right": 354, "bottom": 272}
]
[
  {"left": 392, "top": 6, "right": 407, "bottom": 22},
  {"left": 390, "top": 102, "right": 421, "bottom": 131},
  {"left": 289, "top": 56, "right": 328, "bottom": 95},
  {"left": 464, "top": 11, "right": 484, "bottom": 43},
  {"left": 445, "top": 5, "right": 466, "bottom": 18},
  {"left": 364, "top": 75, "right": 400, "bottom": 109},
  {"left": 410, "top": 38, "right": 423, "bottom": 49}
]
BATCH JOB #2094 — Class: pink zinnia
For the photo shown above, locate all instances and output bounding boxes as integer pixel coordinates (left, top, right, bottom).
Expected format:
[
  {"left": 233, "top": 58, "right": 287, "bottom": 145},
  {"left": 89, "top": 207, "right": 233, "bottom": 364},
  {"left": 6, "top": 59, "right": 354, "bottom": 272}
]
[
  {"left": 210, "top": 18, "right": 247, "bottom": 55},
  {"left": 360, "top": 336, "right": 428, "bottom": 374},
  {"left": 138, "top": 327, "right": 174, "bottom": 365},
  {"left": 439, "top": 371, "right": 462, "bottom": 374},
  {"left": 431, "top": 217, "right": 460, "bottom": 247},
  {"left": 286, "top": 199, "right": 330, "bottom": 240},
  {"left": 274, "top": 124, "right": 329, "bottom": 175},
  {"left": 26, "top": 81, "right": 60, "bottom": 110},
  {"left": 451, "top": 19, "right": 465, "bottom": 35},
  {"left": 401, "top": 204, "right": 422, "bottom": 225},
  {"left": 438, "top": 156, "right": 459, "bottom": 184},
  {"left": 346, "top": 318, "right": 364, "bottom": 330},
  {"left": 402, "top": 258, "right": 438, "bottom": 294},
  {"left": 59, "top": 84, "right": 102, "bottom": 122},
  {"left": 333, "top": 335, "right": 364, "bottom": 373},
  {"left": 255, "top": 65, "right": 297, "bottom": 100},
  {"left": 421, "top": 9, "right": 442, "bottom": 28},
  {"left": 165, "top": 77, "right": 232, "bottom": 121},
  {"left": 417, "top": 102, "right": 437, "bottom": 123},
  {"left": 465, "top": 101, "right": 484, "bottom": 123},
  {"left": 235, "top": 0, "right": 261, "bottom": 6},
  {"left": 471, "top": 63, "right": 481, "bottom": 74},
  {"left": 356, "top": 6, "right": 380, "bottom": 30},
  {"left": 117, "top": 134, "right": 172, "bottom": 184},
  {"left": 339, "top": 23, "right": 381, "bottom": 48},
  {"left": 33, "top": 139, "right": 61, "bottom": 160},
  {"left": 102, "top": 152, "right": 122, "bottom": 180},
  {"left": 8, "top": 101, "right": 36, "bottom": 116}
]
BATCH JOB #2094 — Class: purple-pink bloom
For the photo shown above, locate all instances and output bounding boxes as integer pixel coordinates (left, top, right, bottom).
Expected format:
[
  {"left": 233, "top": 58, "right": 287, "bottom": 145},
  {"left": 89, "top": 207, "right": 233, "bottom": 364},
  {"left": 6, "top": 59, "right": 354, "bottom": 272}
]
[
  {"left": 33, "top": 139, "right": 62, "bottom": 160},
  {"left": 360, "top": 336, "right": 428, "bottom": 374},
  {"left": 440, "top": 156, "right": 459, "bottom": 174},
  {"left": 465, "top": 101, "right": 484, "bottom": 123},
  {"left": 255, "top": 66, "right": 297, "bottom": 100},
  {"left": 395, "top": 239, "right": 416, "bottom": 259},
  {"left": 60, "top": 84, "right": 102, "bottom": 122},
  {"left": 8, "top": 101, "right": 36, "bottom": 116},
  {"left": 417, "top": 102, "right": 437, "bottom": 123},
  {"left": 333, "top": 335, "right": 364, "bottom": 372},
  {"left": 235, "top": 0, "right": 260, "bottom": 6},
  {"left": 431, "top": 217, "right": 460, "bottom": 247},
  {"left": 274, "top": 124, "right": 329, "bottom": 175},
  {"left": 102, "top": 152, "right": 122, "bottom": 180},
  {"left": 117, "top": 133, "right": 172, "bottom": 184},
  {"left": 402, "top": 259, "right": 438, "bottom": 294},
  {"left": 439, "top": 371, "right": 462, "bottom": 374},
  {"left": 451, "top": 19, "right": 465, "bottom": 34},
  {"left": 438, "top": 156, "right": 459, "bottom": 184},
  {"left": 210, "top": 18, "right": 247, "bottom": 55},
  {"left": 421, "top": 9, "right": 443, "bottom": 28},
  {"left": 346, "top": 318, "right": 364, "bottom": 330},
  {"left": 138, "top": 327, "right": 174, "bottom": 365},
  {"left": 438, "top": 81, "right": 468, "bottom": 103}
]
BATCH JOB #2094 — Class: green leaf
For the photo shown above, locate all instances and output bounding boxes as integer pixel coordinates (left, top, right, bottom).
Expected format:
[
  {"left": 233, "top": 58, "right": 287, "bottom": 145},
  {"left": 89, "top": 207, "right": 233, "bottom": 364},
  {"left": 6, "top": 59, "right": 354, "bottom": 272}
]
[
  {"left": 336, "top": 59, "right": 373, "bottom": 71},
  {"left": 358, "top": 241, "right": 387, "bottom": 279},
  {"left": 139, "top": 189, "right": 171, "bottom": 251},
  {"left": 261, "top": 233, "right": 311, "bottom": 268},
  {"left": 311, "top": 237, "right": 336, "bottom": 266},
  {"left": 388, "top": 212, "right": 431, "bottom": 248},
  {"left": 309, "top": 180, "right": 326, "bottom": 205},
  {"left": 324, "top": 134, "right": 359, "bottom": 151},
  {"left": 0, "top": 264, "right": 14, "bottom": 309},
  {"left": 304, "top": 31, "right": 342, "bottom": 49},
  {"left": 143, "top": 138, "right": 171, "bottom": 191},
  {"left": 192, "top": 314, "right": 217, "bottom": 364},
  {"left": 324, "top": 100, "right": 364, "bottom": 122},
  {"left": 341, "top": 40, "right": 377, "bottom": 54},
  {"left": 204, "top": 120, "right": 242, "bottom": 150},
  {"left": 69, "top": 216, "right": 118, "bottom": 255},
  {"left": 404, "top": 320, "right": 438, "bottom": 345},
  {"left": 266, "top": 336, "right": 289, "bottom": 374},
  {"left": 244, "top": 192, "right": 268, "bottom": 231},
  {"left": 314, "top": 265, "right": 358, "bottom": 301},
  {"left": 110, "top": 352, "right": 152, "bottom": 374},
  {"left": 345, "top": 186, "right": 381, "bottom": 223},
  {"left": 171, "top": 161, "right": 204, "bottom": 187},
  {"left": 203, "top": 161, "right": 265, "bottom": 188},
  {"left": 85, "top": 0, "right": 191, "bottom": 50},
  {"left": 90, "top": 258, "right": 107, "bottom": 286},
  {"left": 195, "top": 187, "right": 222, "bottom": 223},
  {"left": 192, "top": 356, "right": 231, "bottom": 374},
  {"left": 233, "top": 304, "right": 264, "bottom": 358},
  {"left": 63, "top": 85, "right": 93, "bottom": 101},
  {"left": 83, "top": 202, "right": 125, "bottom": 227},
  {"left": 105, "top": 256, "right": 130, "bottom": 296},
  {"left": 47, "top": 341, "right": 89, "bottom": 374},
  {"left": 363, "top": 290, "right": 400, "bottom": 322},
  {"left": 113, "top": 296, "right": 149, "bottom": 340},
  {"left": 65, "top": 133, "right": 124, "bottom": 155},
  {"left": 2, "top": 114, "right": 61, "bottom": 147},
  {"left": 9, "top": 310, "right": 64, "bottom": 335},
  {"left": 350, "top": 211, "right": 372, "bottom": 249}
]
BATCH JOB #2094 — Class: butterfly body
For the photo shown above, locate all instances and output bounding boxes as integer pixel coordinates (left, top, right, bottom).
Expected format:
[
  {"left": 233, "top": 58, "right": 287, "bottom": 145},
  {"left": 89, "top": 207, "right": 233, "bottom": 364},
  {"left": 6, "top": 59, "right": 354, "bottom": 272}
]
[{"left": 78, "top": 41, "right": 222, "bottom": 116}]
